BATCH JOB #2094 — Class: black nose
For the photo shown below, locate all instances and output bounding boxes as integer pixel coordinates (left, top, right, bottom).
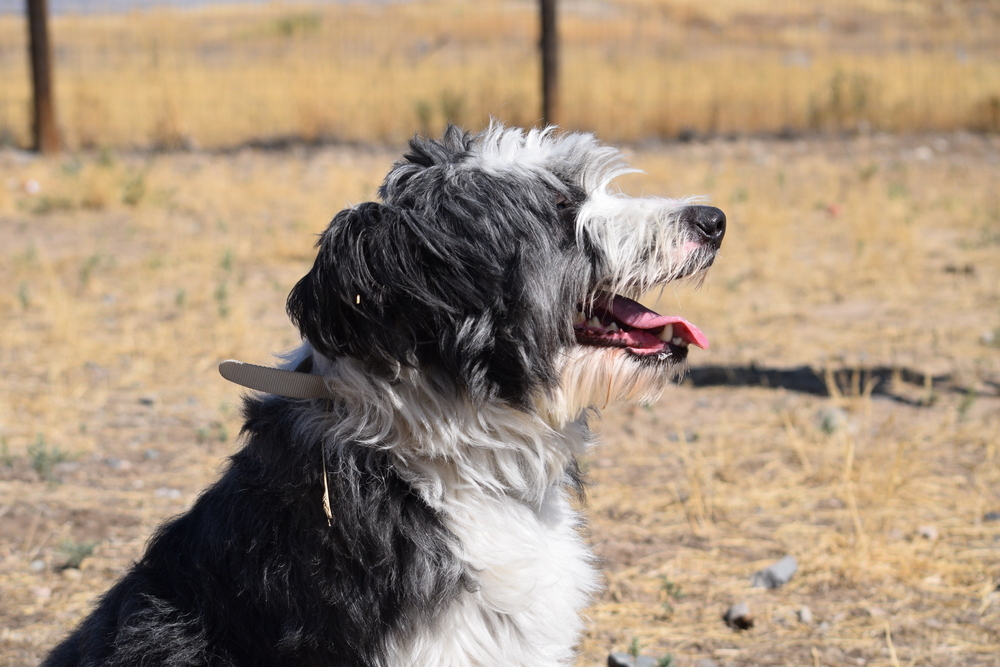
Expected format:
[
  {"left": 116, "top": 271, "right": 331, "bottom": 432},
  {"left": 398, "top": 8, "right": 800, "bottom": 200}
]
[{"left": 681, "top": 205, "right": 726, "bottom": 248}]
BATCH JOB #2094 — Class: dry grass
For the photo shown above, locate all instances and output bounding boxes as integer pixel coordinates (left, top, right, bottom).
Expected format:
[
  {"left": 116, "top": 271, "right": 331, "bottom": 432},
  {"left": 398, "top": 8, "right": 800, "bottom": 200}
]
[
  {"left": 0, "top": 0, "right": 999, "bottom": 149},
  {"left": 1, "top": 131, "right": 999, "bottom": 666}
]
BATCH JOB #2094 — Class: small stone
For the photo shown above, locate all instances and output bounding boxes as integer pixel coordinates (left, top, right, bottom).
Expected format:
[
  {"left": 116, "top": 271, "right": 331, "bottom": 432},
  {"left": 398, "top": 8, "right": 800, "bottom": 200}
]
[
  {"left": 917, "top": 525, "right": 939, "bottom": 541},
  {"left": 105, "top": 458, "right": 131, "bottom": 471},
  {"left": 607, "top": 653, "right": 658, "bottom": 667},
  {"left": 798, "top": 605, "right": 813, "bottom": 624},
  {"left": 61, "top": 567, "right": 82, "bottom": 581},
  {"left": 816, "top": 406, "right": 850, "bottom": 434},
  {"left": 30, "top": 586, "right": 52, "bottom": 600},
  {"left": 723, "top": 601, "right": 754, "bottom": 630},
  {"left": 695, "top": 660, "right": 719, "bottom": 667},
  {"left": 30, "top": 559, "right": 46, "bottom": 572},
  {"left": 138, "top": 396, "right": 156, "bottom": 406},
  {"left": 983, "top": 511, "right": 1000, "bottom": 522},
  {"left": 751, "top": 555, "right": 798, "bottom": 589},
  {"left": 143, "top": 449, "right": 161, "bottom": 460},
  {"left": 154, "top": 487, "right": 182, "bottom": 499}
]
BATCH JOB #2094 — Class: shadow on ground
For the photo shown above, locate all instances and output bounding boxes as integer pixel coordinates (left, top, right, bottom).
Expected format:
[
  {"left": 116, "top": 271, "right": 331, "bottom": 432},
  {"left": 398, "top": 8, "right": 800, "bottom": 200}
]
[{"left": 683, "top": 364, "right": 997, "bottom": 406}]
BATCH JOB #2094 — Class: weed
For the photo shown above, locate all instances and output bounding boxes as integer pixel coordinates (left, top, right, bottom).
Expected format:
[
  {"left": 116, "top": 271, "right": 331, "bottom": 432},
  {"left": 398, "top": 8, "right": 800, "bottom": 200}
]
[
  {"left": 440, "top": 90, "right": 465, "bottom": 126},
  {"left": 659, "top": 576, "right": 685, "bottom": 616},
  {"left": 628, "top": 638, "right": 642, "bottom": 660},
  {"left": 415, "top": 100, "right": 434, "bottom": 137},
  {"left": 30, "top": 195, "right": 76, "bottom": 215},
  {"left": 957, "top": 388, "right": 976, "bottom": 420},
  {"left": 657, "top": 656, "right": 675, "bottom": 667},
  {"left": 220, "top": 249, "right": 234, "bottom": 273},
  {"left": 122, "top": 173, "right": 146, "bottom": 206},
  {"left": 0, "top": 437, "right": 13, "bottom": 467},
  {"left": 79, "top": 253, "right": 102, "bottom": 286},
  {"left": 214, "top": 281, "right": 229, "bottom": 318},
  {"left": 58, "top": 539, "right": 98, "bottom": 570},
  {"left": 271, "top": 13, "right": 321, "bottom": 38},
  {"left": 17, "top": 282, "right": 29, "bottom": 310},
  {"left": 175, "top": 289, "right": 186, "bottom": 308},
  {"left": 887, "top": 182, "right": 908, "bottom": 200},
  {"left": 858, "top": 163, "right": 878, "bottom": 182},
  {"left": 27, "top": 435, "right": 73, "bottom": 482}
]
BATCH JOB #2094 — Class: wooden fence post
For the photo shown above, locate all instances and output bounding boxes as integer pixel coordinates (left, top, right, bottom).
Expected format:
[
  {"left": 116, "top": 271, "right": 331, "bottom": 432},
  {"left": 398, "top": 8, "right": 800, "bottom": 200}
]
[
  {"left": 27, "top": 0, "right": 60, "bottom": 153},
  {"left": 540, "top": 0, "right": 558, "bottom": 126}
]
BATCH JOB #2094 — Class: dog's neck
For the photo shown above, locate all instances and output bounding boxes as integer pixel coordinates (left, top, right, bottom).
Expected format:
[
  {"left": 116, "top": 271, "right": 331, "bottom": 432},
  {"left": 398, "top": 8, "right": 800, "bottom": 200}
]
[{"left": 303, "top": 352, "right": 592, "bottom": 508}]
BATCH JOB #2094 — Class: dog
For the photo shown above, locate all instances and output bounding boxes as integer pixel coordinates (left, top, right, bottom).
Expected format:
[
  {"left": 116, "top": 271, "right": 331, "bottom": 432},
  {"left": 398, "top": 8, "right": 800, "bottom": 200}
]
[{"left": 41, "top": 124, "right": 725, "bottom": 667}]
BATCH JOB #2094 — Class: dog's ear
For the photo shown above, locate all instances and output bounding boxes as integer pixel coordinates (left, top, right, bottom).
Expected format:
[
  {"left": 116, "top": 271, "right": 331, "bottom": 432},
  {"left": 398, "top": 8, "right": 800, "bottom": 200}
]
[
  {"left": 287, "top": 198, "right": 576, "bottom": 406},
  {"left": 287, "top": 202, "right": 425, "bottom": 376}
]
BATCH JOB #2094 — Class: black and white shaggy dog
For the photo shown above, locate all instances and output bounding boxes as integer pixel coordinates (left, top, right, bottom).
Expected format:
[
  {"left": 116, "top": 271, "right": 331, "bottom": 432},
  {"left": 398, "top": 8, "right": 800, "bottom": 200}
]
[{"left": 42, "top": 124, "right": 725, "bottom": 667}]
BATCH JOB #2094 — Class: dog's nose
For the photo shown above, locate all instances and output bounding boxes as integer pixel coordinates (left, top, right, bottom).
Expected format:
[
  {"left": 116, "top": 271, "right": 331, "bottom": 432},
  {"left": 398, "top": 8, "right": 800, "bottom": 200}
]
[{"left": 681, "top": 205, "right": 726, "bottom": 248}]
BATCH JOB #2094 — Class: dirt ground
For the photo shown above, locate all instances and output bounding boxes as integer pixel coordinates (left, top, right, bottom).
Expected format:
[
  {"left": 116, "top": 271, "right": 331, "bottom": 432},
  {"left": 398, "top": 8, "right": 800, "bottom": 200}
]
[{"left": 1, "top": 132, "right": 998, "bottom": 666}]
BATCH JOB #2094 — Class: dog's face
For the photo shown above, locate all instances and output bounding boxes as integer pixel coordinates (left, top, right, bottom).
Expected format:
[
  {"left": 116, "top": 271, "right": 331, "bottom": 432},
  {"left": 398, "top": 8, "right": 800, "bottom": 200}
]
[{"left": 287, "top": 124, "right": 724, "bottom": 423}]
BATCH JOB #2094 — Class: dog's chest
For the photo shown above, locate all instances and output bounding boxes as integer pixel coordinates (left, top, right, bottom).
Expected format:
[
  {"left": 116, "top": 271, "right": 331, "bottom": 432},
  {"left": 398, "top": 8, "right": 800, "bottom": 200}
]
[{"left": 395, "top": 485, "right": 599, "bottom": 667}]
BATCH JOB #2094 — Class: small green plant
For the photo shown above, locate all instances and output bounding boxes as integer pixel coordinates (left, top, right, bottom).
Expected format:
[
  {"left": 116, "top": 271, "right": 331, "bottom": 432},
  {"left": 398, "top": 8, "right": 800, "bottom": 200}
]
[
  {"left": 628, "top": 637, "right": 642, "bottom": 660},
  {"left": 414, "top": 100, "right": 434, "bottom": 137},
  {"left": 657, "top": 655, "right": 675, "bottom": 667},
  {"left": 79, "top": 253, "right": 104, "bottom": 286},
  {"left": 214, "top": 281, "right": 229, "bottom": 318},
  {"left": 660, "top": 576, "right": 685, "bottom": 616},
  {"left": 220, "top": 249, "right": 234, "bottom": 272},
  {"left": 175, "top": 289, "right": 186, "bottom": 308},
  {"left": 58, "top": 539, "right": 98, "bottom": 569},
  {"left": 440, "top": 90, "right": 465, "bottom": 125},
  {"left": 27, "top": 435, "right": 73, "bottom": 481},
  {"left": 122, "top": 172, "right": 146, "bottom": 206},
  {"left": 272, "top": 12, "right": 321, "bottom": 37},
  {"left": 17, "top": 282, "right": 30, "bottom": 310},
  {"left": 1, "top": 437, "right": 13, "bottom": 467},
  {"left": 957, "top": 387, "right": 976, "bottom": 420}
]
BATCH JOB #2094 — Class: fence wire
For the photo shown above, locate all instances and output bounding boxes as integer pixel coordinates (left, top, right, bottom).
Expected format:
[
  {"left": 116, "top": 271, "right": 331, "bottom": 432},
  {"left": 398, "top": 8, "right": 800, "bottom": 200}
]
[{"left": 1, "top": 0, "right": 998, "bottom": 150}]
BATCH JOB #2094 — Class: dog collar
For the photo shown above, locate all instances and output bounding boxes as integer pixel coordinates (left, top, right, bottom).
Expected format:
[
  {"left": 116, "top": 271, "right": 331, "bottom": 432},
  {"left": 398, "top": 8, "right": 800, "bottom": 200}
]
[{"left": 219, "top": 359, "right": 331, "bottom": 399}]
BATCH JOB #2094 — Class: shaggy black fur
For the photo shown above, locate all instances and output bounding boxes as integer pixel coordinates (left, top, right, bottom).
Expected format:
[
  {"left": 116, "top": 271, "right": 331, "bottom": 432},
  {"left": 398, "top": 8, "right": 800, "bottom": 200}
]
[
  {"left": 41, "top": 396, "right": 468, "bottom": 667},
  {"left": 287, "top": 127, "right": 597, "bottom": 407}
]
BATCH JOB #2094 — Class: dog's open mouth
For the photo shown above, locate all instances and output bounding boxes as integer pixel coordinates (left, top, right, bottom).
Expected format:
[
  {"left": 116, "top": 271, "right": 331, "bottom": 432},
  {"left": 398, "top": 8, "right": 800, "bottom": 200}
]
[{"left": 573, "top": 292, "right": 708, "bottom": 360}]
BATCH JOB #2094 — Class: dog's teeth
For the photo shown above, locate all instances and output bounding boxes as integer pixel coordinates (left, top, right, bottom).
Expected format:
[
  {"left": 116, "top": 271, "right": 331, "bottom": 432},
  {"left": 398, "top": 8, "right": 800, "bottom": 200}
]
[
  {"left": 607, "top": 322, "right": 619, "bottom": 332},
  {"left": 573, "top": 310, "right": 586, "bottom": 325},
  {"left": 657, "top": 324, "right": 674, "bottom": 342},
  {"left": 588, "top": 317, "right": 602, "bottom": 329},
  {"left": 671, "top": 336, "right": 687, "bottom": 347}
]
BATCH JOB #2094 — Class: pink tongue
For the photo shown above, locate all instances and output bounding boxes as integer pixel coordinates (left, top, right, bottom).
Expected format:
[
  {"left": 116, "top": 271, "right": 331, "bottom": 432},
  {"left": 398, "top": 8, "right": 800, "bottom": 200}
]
[{"left": 607, "top": 294, "right": 710, "bottom": 349}]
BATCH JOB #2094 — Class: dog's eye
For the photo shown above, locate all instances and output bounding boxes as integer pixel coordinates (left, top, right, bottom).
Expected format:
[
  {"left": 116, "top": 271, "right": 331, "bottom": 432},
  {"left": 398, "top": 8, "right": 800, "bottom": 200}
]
[{"left": 555, "top": 193, "right": 573, "bottom": 211}]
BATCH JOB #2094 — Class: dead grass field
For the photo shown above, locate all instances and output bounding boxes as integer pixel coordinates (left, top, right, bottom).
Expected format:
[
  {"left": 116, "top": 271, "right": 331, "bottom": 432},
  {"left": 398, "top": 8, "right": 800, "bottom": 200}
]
[
  {"left": 1, "top": 0, "right": 999, "bottom": 148},
  {"left": 1, "top": 131, "right": 999, "bottom": 666}
]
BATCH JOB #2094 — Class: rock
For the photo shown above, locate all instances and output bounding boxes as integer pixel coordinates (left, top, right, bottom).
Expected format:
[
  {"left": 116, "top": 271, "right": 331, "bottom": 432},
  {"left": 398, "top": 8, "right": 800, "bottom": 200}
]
[
  {"left": 917, "top": 525, "right": 939, "bottom": 541},
  {"left": 723, "top": 601, "right": 754, "bottom": 630},
  {"left": 154, "top": 487, "right": 182, "bottom": 499},
  {"left": 61, "top": 567, "right": 82, "bottom": 581},
  {"left": 695, "top": 660, "right": 719, "bottom": 667},
  {"left": 816, "top": 406, "right": 850, "bottom": 434},
  {"left": 30, "top": 559, "right": 46, "bottom": 572},
  {"left": 798, "top": 605, "right": 813, "bottom": 624},
  {"left": 608, "top": 652, "right": 658, "bottom": 667},
  {"left": 751, "top": 554, "right": 798, "bottom": 589},
  {"left": 105, "top": 458, "right": 131, "bottom": 471},
  {"left": 983, "top": 511, "right": 1000, "bottom": 522}
]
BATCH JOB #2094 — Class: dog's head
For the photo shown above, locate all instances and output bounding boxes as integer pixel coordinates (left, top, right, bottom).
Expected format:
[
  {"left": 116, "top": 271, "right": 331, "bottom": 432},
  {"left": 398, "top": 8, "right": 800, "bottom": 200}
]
[{"left": 287, "top": 124, "right": 724, "bottom": 423}]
